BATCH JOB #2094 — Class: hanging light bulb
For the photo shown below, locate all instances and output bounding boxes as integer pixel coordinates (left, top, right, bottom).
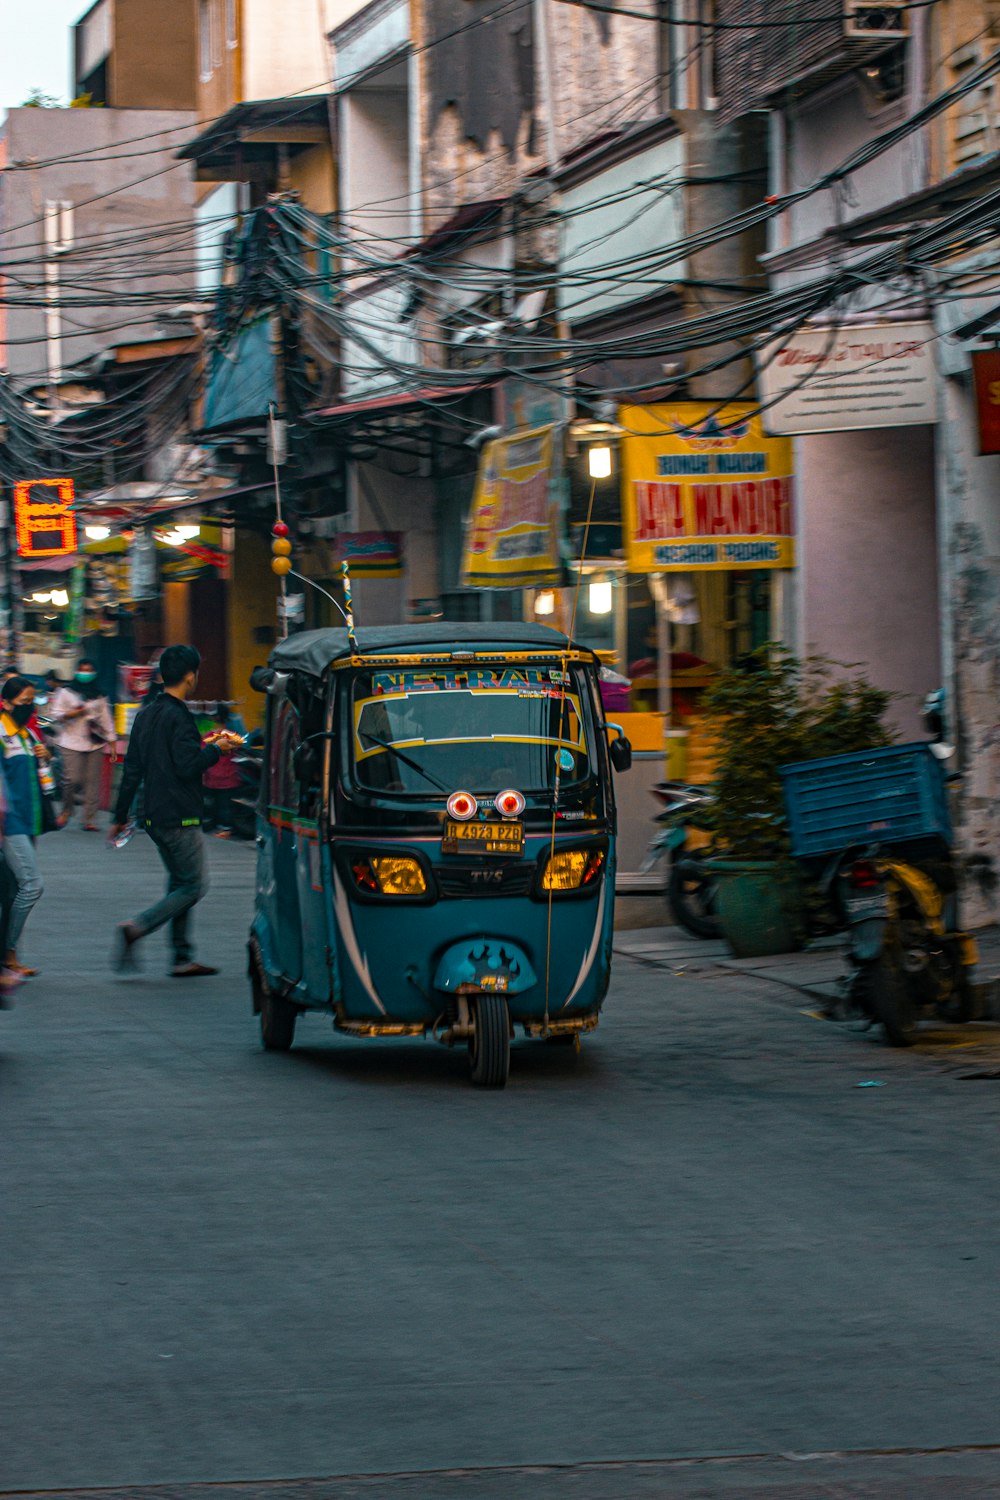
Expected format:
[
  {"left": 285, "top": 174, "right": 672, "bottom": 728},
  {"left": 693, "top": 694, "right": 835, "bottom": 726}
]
[
  {"left": 173, "top": 524, "right": 200, "bottom": 541},
  {"left": 85, "top": 524, "right": 111, "bottom": 541},
  {"left": 587, "top": 445, "right": 612, "bottom": 479},
  {"left": 50, "top": 589, "right": 69, "bottom": 607},
  {"left": 588, "top": 578, "right": 613, "bottom": 615},
  {"left": 534, "top": 590, "right": 555, "bottom": 616}
]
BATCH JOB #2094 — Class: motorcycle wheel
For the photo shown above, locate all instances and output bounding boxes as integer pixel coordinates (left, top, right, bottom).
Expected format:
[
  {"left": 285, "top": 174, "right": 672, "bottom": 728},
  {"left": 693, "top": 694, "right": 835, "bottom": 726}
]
[
  {"left": 667, "top": 854, "right": 722, "bottom": 939},
  {"left": 869, "top": 948, "right": 919, "bottom": 1047}
]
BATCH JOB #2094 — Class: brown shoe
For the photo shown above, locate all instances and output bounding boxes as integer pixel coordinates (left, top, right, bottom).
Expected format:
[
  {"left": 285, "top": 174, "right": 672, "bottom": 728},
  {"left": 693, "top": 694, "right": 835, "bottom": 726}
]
[
  {"left": 171, "top": 962, "right": 219, "bottom": 978},
  {"left": 6, "top": 952, "right": 37, "bottom": 977}
]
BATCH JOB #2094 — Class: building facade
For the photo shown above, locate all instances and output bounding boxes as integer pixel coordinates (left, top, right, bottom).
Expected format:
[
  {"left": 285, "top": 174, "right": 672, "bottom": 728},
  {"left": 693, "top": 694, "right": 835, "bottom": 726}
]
[{"left": 716, "top": 0, "right": 1000, "bottom": 915}]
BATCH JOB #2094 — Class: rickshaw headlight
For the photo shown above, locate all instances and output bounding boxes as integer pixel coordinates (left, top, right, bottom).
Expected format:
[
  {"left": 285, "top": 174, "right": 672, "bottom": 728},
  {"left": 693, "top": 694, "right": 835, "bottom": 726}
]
[
  {"left": 495, "top": 788, "right": 526, "bottom": 819},
  {"left": 371, "top": 856, "right": 427, "bottom": 896},
  {"left": 446, "top": 790, "right": 478, "bottom": 821},
  {"left": 541, "top": 848, "right": 606, "bottom": 891}
]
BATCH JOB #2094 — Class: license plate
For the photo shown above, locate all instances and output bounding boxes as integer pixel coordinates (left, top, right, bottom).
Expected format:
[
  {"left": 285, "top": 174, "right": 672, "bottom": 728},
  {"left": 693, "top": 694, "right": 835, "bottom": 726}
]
[
  {"left": 442, "top": 819, "right": 525, "bottom": 856},
  {"left": 844, "top": 892, "right": 889, "bottom": 918}
]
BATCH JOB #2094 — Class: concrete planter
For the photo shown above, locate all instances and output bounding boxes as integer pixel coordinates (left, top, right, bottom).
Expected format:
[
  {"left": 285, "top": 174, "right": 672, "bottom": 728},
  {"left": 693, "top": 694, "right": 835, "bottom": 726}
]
[{"left": 702, "top": 858, "right": 803, "bottom": 958}]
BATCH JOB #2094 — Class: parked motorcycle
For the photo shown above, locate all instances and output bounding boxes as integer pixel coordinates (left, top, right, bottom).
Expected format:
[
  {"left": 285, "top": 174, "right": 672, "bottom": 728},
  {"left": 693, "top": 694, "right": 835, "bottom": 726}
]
[
  {"left": 837, "top": 845, "right": 976, "bottom": 1044},
  {"left": 643, "top": 782, "right": 722, "bottom": 938},
  {"left": 784, "top": 690, "right": 979, "bottom": 1046},
  {"left": 842, "top": 692, "right": 978, "bottom": 1043}
]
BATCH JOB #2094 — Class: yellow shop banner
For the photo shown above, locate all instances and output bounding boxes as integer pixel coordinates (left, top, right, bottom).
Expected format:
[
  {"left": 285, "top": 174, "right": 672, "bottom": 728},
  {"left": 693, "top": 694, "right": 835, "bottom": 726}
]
[
  {"left": 461, "top": 424, "right": 562, "bottom": 588},
  {"left": 621, "top": 402, "right": 795, "bottom": 571}
]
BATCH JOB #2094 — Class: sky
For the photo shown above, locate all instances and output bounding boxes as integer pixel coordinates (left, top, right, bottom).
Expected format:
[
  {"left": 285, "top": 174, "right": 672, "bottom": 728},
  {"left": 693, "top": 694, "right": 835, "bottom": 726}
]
[{"left": 0, "top": 0, "right": 90, "bottom": 113}]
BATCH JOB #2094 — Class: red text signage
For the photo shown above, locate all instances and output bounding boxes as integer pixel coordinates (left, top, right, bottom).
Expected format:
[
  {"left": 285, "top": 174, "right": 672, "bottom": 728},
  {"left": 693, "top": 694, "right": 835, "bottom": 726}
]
[{"left": 972, "top": 350, "right": 1000, "bottom": 455}]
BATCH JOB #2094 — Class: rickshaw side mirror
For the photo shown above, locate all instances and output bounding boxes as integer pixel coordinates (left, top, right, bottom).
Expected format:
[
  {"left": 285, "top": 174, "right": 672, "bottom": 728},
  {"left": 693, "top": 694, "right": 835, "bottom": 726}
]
[
  {"left": 249, "top": 665, "right": 274, "bottom": 694},
  {"left": 610, "top": 737, "right": 633, "bottom": 772},
  {"left": 604, "top": 723, "right": 632, "bottom": 772}
]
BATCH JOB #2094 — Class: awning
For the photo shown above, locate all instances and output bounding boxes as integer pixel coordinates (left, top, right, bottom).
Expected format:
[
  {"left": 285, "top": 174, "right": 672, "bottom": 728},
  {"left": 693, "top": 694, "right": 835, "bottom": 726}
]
[
  {"left": 313, "top": 381, "right": 490, "bottom": 423},
  {"left": 763, "top": 151, "right": 1000, "bottom": 275},
  {"left": 18, "top": 554, "right": 81, "bottom": 573},
  {"left": 176, "top": 97, "right": 331, "bottom": 179}
]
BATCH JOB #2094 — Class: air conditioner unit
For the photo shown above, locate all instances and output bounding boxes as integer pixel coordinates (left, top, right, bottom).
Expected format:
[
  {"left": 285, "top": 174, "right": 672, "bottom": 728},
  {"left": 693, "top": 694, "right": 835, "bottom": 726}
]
[{"left": 844, "top": 2, "right": 909, "bottom": 41}]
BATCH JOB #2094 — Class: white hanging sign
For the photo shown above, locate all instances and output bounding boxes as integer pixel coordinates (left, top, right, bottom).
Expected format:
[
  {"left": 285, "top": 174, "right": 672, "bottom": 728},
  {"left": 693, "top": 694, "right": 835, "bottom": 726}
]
[{"left": 756, "top": 321, "right": 937, "bottom": 434}]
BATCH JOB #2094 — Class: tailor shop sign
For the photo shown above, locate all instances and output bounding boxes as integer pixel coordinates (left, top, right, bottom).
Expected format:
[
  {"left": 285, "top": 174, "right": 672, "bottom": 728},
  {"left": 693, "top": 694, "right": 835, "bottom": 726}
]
[{"left": 621, "top": 403, "right": 795, "bottom": 572}]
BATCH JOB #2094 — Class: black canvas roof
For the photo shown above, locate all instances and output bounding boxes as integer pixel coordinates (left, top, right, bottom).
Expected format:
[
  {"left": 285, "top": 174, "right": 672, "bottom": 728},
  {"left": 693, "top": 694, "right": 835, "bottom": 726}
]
[{"left": 269, "top": 623, "right": 595, "bottom": 678}]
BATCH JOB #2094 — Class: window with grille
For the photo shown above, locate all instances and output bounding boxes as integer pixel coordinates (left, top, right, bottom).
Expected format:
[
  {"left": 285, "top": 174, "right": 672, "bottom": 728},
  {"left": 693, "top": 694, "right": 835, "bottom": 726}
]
[
  {"left": 950, "top": 41, "right": 999, "bottom": 169},
  {"left": 211, "top": 0, "right": 222, "bottom": 68},
  {"left": 199, "top": 0, "right": 213, "bottom": 79}
]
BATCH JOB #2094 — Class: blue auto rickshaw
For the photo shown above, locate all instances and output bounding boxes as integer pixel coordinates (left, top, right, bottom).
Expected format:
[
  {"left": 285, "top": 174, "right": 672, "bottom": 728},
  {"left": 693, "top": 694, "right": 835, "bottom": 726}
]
[{"left": 248, "top": 623, "right": 632, "bottom": 1087}]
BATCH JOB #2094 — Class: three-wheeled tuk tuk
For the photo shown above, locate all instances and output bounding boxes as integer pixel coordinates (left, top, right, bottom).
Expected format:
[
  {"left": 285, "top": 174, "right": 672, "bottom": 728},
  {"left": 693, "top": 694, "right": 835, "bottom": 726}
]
[{"left": 248, "top": 623, "right": 631, "bottom": 1087}]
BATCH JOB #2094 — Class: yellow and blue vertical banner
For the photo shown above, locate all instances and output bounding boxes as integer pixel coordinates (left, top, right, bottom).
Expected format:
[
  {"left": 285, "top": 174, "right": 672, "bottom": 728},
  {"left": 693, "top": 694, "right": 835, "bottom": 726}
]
[{"left": 461, "top": 423, "right": 563, "bottom": 588}]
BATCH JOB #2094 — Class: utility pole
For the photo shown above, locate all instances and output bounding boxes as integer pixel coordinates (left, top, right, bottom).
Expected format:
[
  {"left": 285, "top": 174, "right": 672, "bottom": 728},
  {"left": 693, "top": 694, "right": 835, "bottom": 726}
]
[
  {"left": 678, "top": 114, "right": 767, "bottom": 402},
  {"left": 44, "top": 200, "right": 74, "bottom": 416},
  {"left": 0, "top": 491, "right": 23, "bottom": 673}
]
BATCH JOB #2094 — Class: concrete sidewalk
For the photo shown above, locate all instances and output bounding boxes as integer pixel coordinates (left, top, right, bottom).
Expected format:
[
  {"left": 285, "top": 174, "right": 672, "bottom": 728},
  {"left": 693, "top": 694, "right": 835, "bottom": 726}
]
[{"left": 614, "top": 922, "right": 1000, "bottom": 1016}]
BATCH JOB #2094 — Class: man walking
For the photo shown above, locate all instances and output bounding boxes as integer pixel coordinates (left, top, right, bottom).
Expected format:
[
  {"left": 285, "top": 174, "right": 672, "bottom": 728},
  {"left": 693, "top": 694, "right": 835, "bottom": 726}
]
[{"left": 111, "top": 644, "right": 232, "bottom": 977}]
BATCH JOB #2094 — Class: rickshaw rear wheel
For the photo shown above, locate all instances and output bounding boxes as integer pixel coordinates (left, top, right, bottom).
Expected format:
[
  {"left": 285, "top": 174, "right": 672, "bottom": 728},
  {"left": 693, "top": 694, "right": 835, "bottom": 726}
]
[
  {"left": 251, "top": 952, "right": 297, "bottom": 1052},
  {"left": 260, "top": 991, "right": 297, "bottom": 1051},
  {"left": 468, "top": 993, "right": 510, "bottom": 1089}
]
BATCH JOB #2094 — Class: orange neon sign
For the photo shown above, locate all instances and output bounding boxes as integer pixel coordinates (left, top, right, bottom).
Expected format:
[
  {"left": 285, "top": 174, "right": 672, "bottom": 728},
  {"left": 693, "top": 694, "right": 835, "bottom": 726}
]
[{"left": 13, "top": 477, "right": 78, "bottom": 558}]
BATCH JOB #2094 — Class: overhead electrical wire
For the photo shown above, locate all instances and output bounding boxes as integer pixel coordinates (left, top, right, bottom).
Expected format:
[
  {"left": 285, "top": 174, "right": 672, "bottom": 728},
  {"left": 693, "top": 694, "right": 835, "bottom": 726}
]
[
  {"left": 551, "top": 0, "right": 941, "bottom": 27},
  {"left": 4, "top": 10, "right": 998, "bottom": 486}
]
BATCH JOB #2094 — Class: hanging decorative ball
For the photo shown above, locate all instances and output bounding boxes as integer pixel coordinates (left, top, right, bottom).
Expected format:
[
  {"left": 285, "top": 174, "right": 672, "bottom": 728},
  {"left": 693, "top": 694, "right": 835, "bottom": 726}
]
[
  {"left": 271, "top": 555, "right": 292, "bottom": 576},
  {"left": 271, "top": 536, "right": 292, "bottom": 557},
  {"left": 272, "top": 520, "right": 289, "bottom": 538}
]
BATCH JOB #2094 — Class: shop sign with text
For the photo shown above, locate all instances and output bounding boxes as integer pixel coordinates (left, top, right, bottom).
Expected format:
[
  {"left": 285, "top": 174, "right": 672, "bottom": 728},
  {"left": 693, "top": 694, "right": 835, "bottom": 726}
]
[
  {"left": 756, "top": 321, "right": 936, "bottom": 433},
  {"left": 461, "top": 424, "right": 561, "bottom": 587},
  {"left": 972, "top": 349, "right": 1000, "bottom": 454},
  {"left": 621, "top": 403, "right": 795, "bottom": 572}
]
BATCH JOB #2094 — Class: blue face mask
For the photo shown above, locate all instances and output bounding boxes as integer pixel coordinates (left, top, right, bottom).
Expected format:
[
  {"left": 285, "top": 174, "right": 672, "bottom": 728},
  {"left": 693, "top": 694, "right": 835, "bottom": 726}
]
[{"left": 76, "top": 671, "right": 97, "bottom": 684}]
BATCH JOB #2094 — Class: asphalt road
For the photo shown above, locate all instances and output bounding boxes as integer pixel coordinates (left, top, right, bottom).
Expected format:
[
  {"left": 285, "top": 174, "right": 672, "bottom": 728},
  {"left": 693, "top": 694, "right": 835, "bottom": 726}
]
[{"left": 4, "top": 828, "right": 1000, "bottom": 1498}]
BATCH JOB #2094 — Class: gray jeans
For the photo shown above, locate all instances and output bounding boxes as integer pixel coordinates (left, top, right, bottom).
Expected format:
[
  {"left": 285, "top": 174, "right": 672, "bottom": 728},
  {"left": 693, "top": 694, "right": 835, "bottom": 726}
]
[
  {"left": 3, "top": 834, "right": 44, "bottom": 952},
  {"left": 62, "top": 747, "right": 104, "bottom": 825},
  {"left": 134, "top": 825, "right": 207, "bottom": 965}
]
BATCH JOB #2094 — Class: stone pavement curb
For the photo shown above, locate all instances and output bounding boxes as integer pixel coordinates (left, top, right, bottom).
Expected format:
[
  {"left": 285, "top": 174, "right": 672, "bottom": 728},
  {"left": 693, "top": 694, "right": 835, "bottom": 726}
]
[{"left": 613, "top": 923, "right": 1000, "bottom": 1018}]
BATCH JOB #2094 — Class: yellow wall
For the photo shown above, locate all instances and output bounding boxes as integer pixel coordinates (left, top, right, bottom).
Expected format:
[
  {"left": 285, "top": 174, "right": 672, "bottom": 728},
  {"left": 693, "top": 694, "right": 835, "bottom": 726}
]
[
  {"left": 227, "top": 530, "right": 278, "bottom": 729},
  {"left": 163, "top": 581, "right": 192, "bottom": 643},
  {"left": 289, "top": 143, "right": 336, "bottom": 215}
]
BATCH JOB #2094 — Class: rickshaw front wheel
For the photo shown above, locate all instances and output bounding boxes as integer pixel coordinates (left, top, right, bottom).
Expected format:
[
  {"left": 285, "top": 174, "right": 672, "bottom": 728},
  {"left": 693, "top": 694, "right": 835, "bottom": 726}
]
[{"left": 468, "top": 993, "right": 510, "bottom": 1089}]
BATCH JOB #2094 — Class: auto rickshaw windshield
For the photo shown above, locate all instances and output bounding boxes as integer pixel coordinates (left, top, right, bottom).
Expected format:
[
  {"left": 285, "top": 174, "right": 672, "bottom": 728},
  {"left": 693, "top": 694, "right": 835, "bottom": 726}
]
[{"left": 351, "top": 663, "right": 594, "bottom": 795}]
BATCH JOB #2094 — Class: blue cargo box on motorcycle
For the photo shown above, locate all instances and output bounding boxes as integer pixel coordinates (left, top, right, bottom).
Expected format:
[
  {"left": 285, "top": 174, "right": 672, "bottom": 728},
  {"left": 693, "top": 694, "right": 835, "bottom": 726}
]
[{"left": 780, "top": 743, "right": 951, "bottom": 860}]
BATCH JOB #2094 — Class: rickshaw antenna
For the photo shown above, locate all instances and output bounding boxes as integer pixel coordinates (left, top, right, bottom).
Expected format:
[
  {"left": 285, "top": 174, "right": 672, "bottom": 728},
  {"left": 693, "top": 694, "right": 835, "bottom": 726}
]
[
  {"left": 341, "top": 559, "right": 360, "bottom": 655},
  {"left": 287, "top": 570, "right": 349, "bottom": 623},
  {"left": 543, "top": 470, "right": 600, "bottom": 1034},
  {"left": 269, "top": 402, "right": 289, "bottom": 640}
]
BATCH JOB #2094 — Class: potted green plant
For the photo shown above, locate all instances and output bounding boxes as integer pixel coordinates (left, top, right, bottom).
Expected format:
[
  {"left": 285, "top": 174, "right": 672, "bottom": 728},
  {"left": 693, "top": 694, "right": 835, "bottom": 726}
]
[{"left": 701, "top": 647, "right": 895, "bottom": 957}]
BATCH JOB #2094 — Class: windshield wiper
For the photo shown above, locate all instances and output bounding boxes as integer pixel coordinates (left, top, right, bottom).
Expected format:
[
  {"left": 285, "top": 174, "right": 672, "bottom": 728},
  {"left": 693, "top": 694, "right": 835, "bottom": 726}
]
[{"left": 361, "top": 732, "right": 450, "bottom": 793}]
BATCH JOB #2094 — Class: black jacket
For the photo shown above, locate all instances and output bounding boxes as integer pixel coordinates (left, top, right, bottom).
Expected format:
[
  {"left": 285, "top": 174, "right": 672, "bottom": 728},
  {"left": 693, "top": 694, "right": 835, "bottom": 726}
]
[{"left": 114, "top": 692, "right": 220, "bottom": 828}]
